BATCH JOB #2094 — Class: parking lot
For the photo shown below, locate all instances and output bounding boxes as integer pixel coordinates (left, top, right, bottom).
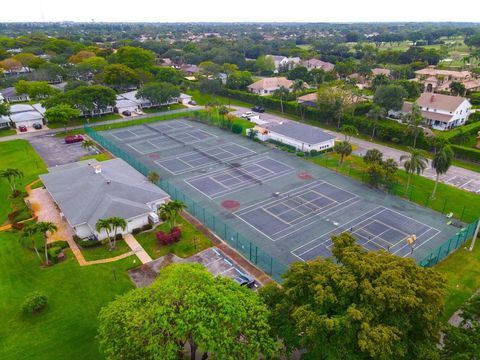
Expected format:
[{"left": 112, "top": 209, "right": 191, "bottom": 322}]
[{"left": 29, "top": 135, "right": 91, "bottom": 167}]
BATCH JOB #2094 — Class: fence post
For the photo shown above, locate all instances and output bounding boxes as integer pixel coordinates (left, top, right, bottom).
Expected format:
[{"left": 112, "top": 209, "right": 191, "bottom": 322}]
[
  {"left": 469, "top": 219, "right": 480, "bottom": 252},
  {"left": 255, "top": 246, "right": 258, "bottom": 264},
  {"left": 460, "top": 206, "right": 466, "bottom": 222},
  {"left": 249, "top": 242, "right": 252, "bottom": 261},
  {"left": 409, "top": 188, "right": 413, "bottom": 201}
]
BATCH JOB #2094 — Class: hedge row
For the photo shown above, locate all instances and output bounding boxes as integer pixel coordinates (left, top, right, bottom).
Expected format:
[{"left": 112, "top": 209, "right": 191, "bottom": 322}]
[
  {"left": 219, "top": 88, "right": 430, "bottom": 149},
  {"left": 451, "top": 144, "right": 480, "bottom": 163}
]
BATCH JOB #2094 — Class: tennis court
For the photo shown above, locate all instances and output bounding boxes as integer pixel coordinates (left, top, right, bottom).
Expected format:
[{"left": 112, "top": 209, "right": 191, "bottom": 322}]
[
  {"left": 292, "top": 206, "right": 440, "bottom": 261},
  {"left": 155, "top": 143, "right": 256, "bottom": 175},
  {"left": 99, "top": 118, "right": 460, "bottom": 273},
  {"left": 186, "top": 157, "right": 294, "bottom": 198}
]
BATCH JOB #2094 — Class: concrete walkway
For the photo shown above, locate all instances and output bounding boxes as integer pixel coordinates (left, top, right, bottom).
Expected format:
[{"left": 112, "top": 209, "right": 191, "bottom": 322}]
[
  {"left": 124, "top": 234, "right": 152, "bottom": 264},
  {"left": 232, "top": 105, "right": 480, "bottom": 194}
]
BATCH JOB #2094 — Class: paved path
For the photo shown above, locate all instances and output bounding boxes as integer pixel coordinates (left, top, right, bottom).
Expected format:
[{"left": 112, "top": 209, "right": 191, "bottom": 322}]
[
  {"left": 0, "top": 106, "right": 201, "bottom": 143},
  {"left": 232, "top": 106, "right": 480, "bottom": 194},
  {"left": 124, "top": 234, "right": 152, "bottom": 264}
]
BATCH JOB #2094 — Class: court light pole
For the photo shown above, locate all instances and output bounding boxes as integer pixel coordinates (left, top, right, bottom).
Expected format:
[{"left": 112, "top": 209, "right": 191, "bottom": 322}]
[{"left": 468, "top": 218, "right": 480, "bottom": 252}]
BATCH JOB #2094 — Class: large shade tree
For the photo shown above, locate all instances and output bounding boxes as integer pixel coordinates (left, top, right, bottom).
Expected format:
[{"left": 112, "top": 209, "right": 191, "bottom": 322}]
[
  {"left": 44, "top": 104, "right": 81, "bottom": 132},
  {"left": 260, "top": 233, "right": 446, "bottom": 360},
  {"left": 136, "top": 82, "right": 180, "bottom": 107},
  {"left": 97, "top": 263, "right": 277, "bottom": 360},
  {"left": 99, "top": 64, "right": 139, "bottom": 91},
  {"left": 373, "top": 84, "right": 408, "bottom": 112}
]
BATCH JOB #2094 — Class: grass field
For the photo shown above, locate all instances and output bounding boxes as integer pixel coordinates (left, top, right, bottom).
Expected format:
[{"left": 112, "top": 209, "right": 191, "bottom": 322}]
[
  {"left": 78, "top": 152, "right": 112, "bottom": 162},
  {"left": 135, "top": 216, "right": 213, "bottom": 259},
  {"left": 435, "top": 239, "right": 480, "bottom": 320},
  {"left": 142, "top": 104, "right": 186, "bottom": 113},
  {"left": 80, "top": 239, "right": 132, "bottom": 261},
  {"left": 308, "top": 152, "right": 480, "bottom": 223},
  {"left": 47, "top": 114, "right": 122, "bottom": 129},
  {"left": 0, "top": 140, "right": 47, "bottom": 225},
  {"left": 0, "top": 230, "right": 136, "bottom": 360},
  {"left": 0, "top": 128, "right": 16, "bottom": 137}
]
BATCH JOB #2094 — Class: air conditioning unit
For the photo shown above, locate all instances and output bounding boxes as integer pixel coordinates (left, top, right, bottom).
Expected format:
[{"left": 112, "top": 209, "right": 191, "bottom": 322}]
[{"left": 148, "top": 212, "right": 159, "bottom": 224}]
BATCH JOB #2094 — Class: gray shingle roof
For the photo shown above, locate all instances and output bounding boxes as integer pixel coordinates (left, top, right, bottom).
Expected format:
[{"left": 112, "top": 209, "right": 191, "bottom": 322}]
[
  {"left": 40, "top": 159, "right": 169, "bottom": 229},
  {"left": 269, "top": 121, "right": 335, "bottom": 145}
]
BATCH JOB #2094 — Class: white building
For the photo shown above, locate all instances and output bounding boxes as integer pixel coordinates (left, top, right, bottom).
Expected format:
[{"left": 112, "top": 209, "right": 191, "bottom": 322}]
[
  {"left": 252, "top": 121, "right": 336, "bottom": 152},
  {"left": 266, "top": 55, "right": 301, "bottom": 73},
  {"left": 391, "top": 93, "right": 472, "bottom": 131},
  {"left": 247, "top": 77, "right": 294, "bottom": 96},
  {"left": 40, "top": 159, "right": 170, "bottom": 240},
  {"left": 6, "top": 103, "right": 45, "bottom": 129}
]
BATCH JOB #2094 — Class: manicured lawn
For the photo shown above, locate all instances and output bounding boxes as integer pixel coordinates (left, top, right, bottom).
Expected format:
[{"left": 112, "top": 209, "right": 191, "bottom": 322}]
[
  {"left": 0, "top": 230, "right": 136, "bottom": 360},
  {"left": 48, "top": 114, "right": 122, "bottom": 129},
  {"left": 308, "top": 152, "right": 480, "bottom": 223},
  {"left": 78, "top": 152, "right": 112, "bottom": 162},
  {"left": 0, "top": 128, "right": 16, "bottom": 137},
  {"left": 79, "top": 239, "right": 132, "bottom": 261},
  {"left": 0, "top": 140, "right": 47, "bottom": 225},
  {"left": 142, "top": 104, "right": 186, "bottom": 113},
  {"left": 435, "top": 239, "right": 480, "bottom": 321},
  {"left": 135, "top": 216, "right": 213, "bottom": 259}
]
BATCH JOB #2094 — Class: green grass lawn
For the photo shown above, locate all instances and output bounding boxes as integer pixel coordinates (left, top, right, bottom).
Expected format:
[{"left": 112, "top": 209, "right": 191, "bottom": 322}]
[
  {"left": 0, "top": 230, "right": 136, "bottom": 360},
  {"left": 435, "top": 239, "right": 480, "bottom": 321},
  {"left": 79, "top": 239, "right": 132, "bottom": 261},
  {"left": 78, "top": 153, "right": 112, "bottom": 162},
  {"left": 142, "top": 104, "right": 186, "bottom": 113},
  {"left": 308, "top": 153, "right": 480, "bottom": 223},
  {"left": 48, "top": 114, "right": 122, "bottom": 129},
  {"left": 135, "top": 216, "right": 213, "bottom": 259},
  {"left": 0, "top": 140, "right": 47, "bottom": 225},
  {"left": 0, "top": 128, "right": 16, "bottom": 137}
]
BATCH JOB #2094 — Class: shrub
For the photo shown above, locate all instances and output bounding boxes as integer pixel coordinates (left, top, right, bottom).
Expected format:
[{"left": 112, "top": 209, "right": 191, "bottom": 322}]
[
  {"left": 114, "top": 233, "right": 123, "bottom": 240},
  {"left": 309, "top": 150, "right": 319, "bottom": 157},
  {"left": 131, "top": 227, "right": 142, "bottom": 235},
  {"left": 22, "top": 291, "right": 48, "bottom": 314},
  {"left": 49, "top": 240, "right": 69, "bottom": 249},
  {"left": 156, "top": 227, "right": 182, "bottom": 245},
  {"left": 451, "top": 145, "right": 480, "bottom": 163},
  {"left": 11, "top": 222, "right": 24, "bottom": 230},
  {"left": 231, "top": 123, "right": 243, "bottom": 134},
  {"left": 72, "top": 234, "right": 81, "bottom": 242},
  {"left": 296, "top": 152, "right": 305, "bottom": 157},
  {"left": 48, "top": 246, "right": 61, "bottom": 263},
  {"left": 142, "top": 223, "right": 153, "bottom": 231},
  {"left": 79, "top": 239, "right": 102, "bottom": 248},
  {"left": 7, "top": 210, "right": 21, "bottom": 223}
]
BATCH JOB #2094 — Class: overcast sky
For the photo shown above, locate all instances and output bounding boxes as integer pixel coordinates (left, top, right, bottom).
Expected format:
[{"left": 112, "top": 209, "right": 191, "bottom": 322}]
[{"left": 1, "top": 0, "right": 479, "bottom": 23}]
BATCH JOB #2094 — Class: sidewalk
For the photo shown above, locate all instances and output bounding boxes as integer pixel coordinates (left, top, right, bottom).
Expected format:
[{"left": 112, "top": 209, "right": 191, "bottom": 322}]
[{"left": 124, "top": 234, "right": 152, "bottom": 264}]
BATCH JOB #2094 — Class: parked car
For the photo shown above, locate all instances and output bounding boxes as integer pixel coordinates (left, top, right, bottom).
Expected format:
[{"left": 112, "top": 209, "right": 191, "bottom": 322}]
[
  {"left": 33, "top": 123, "right": 42, "bottom": 130},
  {"left": 252, "top": 106, "right": 265, "bottom": 113},
  {"left": 122, "top": 110, "right": 131, "bottom": 116},
  {"left": 18, "top": 125, "right": 27, "bottom": 132},
  {"left": 64, "top": 135, "right": 84, "bottom": 144},
  {"left": 233, "top": 273, "right": 256, "bottom": 289},
  {"left": 188, "top": 100, "right": 197, "bottom": 105},
  {"left": 241, "top": 111, "right": 253, "bottom": 119}
]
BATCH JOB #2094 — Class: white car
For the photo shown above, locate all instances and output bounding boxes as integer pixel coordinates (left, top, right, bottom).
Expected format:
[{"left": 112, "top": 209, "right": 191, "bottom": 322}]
[{"left": 241, "top": 111, "right": 253, "bottom": 119}]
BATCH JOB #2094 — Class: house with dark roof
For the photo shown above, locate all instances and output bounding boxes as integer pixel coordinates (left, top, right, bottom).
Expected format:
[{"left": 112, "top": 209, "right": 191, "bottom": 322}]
[
  {"left": 0, "top": 86, "right": 30, "bottom": 102},
  {"left": 40, "top": 159, "right": 170, "bottom": 240},
  {"left": 253, "top": 121, "right": 336, "bottom": 152}
]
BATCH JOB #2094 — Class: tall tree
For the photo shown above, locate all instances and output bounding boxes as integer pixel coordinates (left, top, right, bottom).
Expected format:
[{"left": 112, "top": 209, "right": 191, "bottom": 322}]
[
  {"left": 69, "top": 85, "right": 116, "bottom": 116},
  {"left": 334, "top": 141, "right": 352, "bottom": 164},
  {"left": 96, "top": 218, "right": 114, "bottom": 250},
  {"left": 35, "top": 222, "right": 58, "bottom": 265},
  {"left": 98, "top": 263, "right": 276, "bottom": 360},
  {"left": 114, "top": 46, "right": 155, "bottom": 70},
  {"left": 366, "top": 104, "right": 385, "bottom": 140},
  {"left": 340, "top": 124, "right": 358, "bottom": 141},
  {"left": 109, "top": 217, "right": 127, "bottom": 250},
  {"left": 363, "top": 148, "right": 384, "bottom": 165},
  {"left": 449, "top": 81, "right": 466, "bottom": 96},
  {"left": 317, "top": 86, "right": 353, "bottom": 128},
  {"left": 14, "top": 80, "right": 58, "bottom": 100},
  {"left": 147, "top": 171, "right": 160, "bottom": 184},
  {"left": 260, "top": 232, "right": 446, "bottom": 360},
  {"left": 373, "top": 84, "right": 408, "bottom": 111},
  {"left": 400, "top": 149, "right": 427, "bottom": 192},
  {"left": 99, "top": 64, "right": 139, "bottom": 91},
  {"left": 21, "top": 223, "right": 42, "bottom": 264},
  {"left": 402, "top": 103, "right": 424, "bottom": 148},
  {"left": 136, "top": 82, "right": 180, "bottom": 107},
  {"left": 272, "top": 86, "right": 290, "bottom": 113},
  {"left": 431, "top": 144, "right": 454, "bottom": 199},
  {"left": 255, "top": 55, "right": 275, "bottom": 74},
  {"left": 0, "top": 102, "right": 10, "bottom": 116},
  {"left": 44, "top": 104, "right": 81, "bottom": 132}
]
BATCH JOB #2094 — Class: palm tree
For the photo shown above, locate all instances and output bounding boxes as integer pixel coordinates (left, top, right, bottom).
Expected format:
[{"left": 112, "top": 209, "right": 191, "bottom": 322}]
[
  {"left": 109, "top": 217, "right": 127, "bottom": 250},
  {"left": 272, "top": 86, "right": 290, "bottom": 113},
  {"left": 291, "top": 79, "right": 305, "bottom": 97},
  {"left": 81, "top": 139, "right": 96, "bottom": 151},
  {"left": 147, "top": 171, "right": 160, "bottom": 184},
  {"left": 431, "top": 145, "right": 454, "bottom": 199},
  {"left": 400, "top": 149, "right": 427, "bottom": 193},
  {"left": 367, "top": 105, "right": 385, "bottom": 140},
  {"left": 21, "top": 224, "right": 42, "bottom": 264},
  {"left": 340, "top": 125, "right": 358, "bottom": 142},
  {"left": 218, "top": 105, "right": 229, "bottom": 118},
  {"left": 35, "top": 221, "right": 58, "bottom": 265},
  {"left": 169, "top": 200, "right": 186, "bottom": 228},
  {"left": 334, "top": 141, "right": 353, "bottom": 164},
  {"left": 96, "top": 218, "right": 114, "bottom": 249},
  {"left": 158, "top": 200, "right": 186, "bottom": 230},
  {"left": 247, "top": 128, "right": 258, "bottom": 140},
  {"left": 402, "top": 103, "right": 424, "bottom": 149},
  {"left": 0, "top": 168, "right": 24, "bottom": 193}
]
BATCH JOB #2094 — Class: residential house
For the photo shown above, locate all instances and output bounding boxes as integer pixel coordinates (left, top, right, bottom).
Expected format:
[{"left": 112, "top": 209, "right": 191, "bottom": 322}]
[
  {"left": 114, "top": 90, "right": 191, "bottom": 114},
  {"left": 251, "top": 121, "right": 336, "bottom": 152},
  {"left": 0, "top": 87, "right": 30, "bottom": 102},
  {"left": 297, "top": 92, "right": 318, "bottom": 107},
  {"left": 390, "top": 93, "right": 471, "bottom": 131},
  {"left": 414, "top": 66, "right": 480, "bottom": 93},
  {"left": 6, "top": 103, "right": 45, "bottom": 129},
  {"left": 247, "top": 77, "right": 294, "bottom": 96},
  {"left": 302, "top": 59, "right": 335, "bottom": 72},
  {"left": 40, "top": 159, "right": 170, "bottom": 240},
  {"left": 266, "top": 55, "right": 301, "bottom": 73},
  {"left": 371, "top": 68, "right": 392, "bottom": 78}
]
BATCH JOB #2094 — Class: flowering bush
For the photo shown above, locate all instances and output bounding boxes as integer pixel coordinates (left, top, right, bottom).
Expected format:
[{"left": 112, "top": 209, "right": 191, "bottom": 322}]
[{"left": 156, "top": 227, "right": 182, "bottom": 245}]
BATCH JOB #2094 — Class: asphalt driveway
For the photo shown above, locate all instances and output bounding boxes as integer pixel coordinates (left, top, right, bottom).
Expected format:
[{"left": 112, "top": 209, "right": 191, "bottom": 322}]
[{"left": 28, "top": 135, "right": 91, "bottom": 167}]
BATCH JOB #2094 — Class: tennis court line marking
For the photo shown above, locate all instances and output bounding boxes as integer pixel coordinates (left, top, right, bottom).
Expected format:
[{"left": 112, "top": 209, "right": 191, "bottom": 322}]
[
  {"left": 291, "top": 206, "right": 387, "bottom": 255},
  {"left": 393, "top": 227, "right": 440, "bottom": 257}
]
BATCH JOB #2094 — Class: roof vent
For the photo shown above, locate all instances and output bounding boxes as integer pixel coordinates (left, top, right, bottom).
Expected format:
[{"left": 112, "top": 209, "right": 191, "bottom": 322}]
[
  {"left": 106, "top": 180, "right": 111, "bottom": 185},
  {"left": 94, "top": 164, "right": 102, "bottom": 174}
]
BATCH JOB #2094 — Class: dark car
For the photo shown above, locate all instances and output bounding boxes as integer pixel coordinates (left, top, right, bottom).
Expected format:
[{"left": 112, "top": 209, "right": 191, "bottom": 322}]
[
  {"left": 122, "top": 110, "right": 132, "bottom": 116},
  {"left": 188, "top": 100, "right": 197, "bottom": 106},
  {"left": 33, "top": 123, "right": 42, "bottom": 130},
  {"left": 233, "top": 273, "right": 256, "bottom": 289},
  {"left": 252, "top": 106, "right": 265, "bottom": 113},
  {"left": 18, "top": 125, "right": 27, "bottom": 132},
  {"left": 64, "top": 135, "right": 84, "bottom": 144}
]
